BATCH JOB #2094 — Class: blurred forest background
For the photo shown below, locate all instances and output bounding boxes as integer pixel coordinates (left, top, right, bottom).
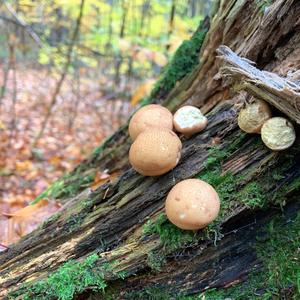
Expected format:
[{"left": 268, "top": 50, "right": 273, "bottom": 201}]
[{"left": 0, "top": 0, "right": 213, "bottom": 246}]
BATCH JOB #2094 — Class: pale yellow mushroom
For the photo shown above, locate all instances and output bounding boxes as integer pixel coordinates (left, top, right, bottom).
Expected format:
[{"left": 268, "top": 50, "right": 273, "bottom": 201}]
[
  {"left": 238, "top": 99, "right": 272, "bottom": 134},
  {"left": 261, "top": 117, "right": 296, "bottom": 151}
]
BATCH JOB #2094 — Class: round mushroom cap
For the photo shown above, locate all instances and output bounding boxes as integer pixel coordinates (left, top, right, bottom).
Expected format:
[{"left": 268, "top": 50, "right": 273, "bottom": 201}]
[
  {"left": 173, "top": 106, "right": 208, "bottom": 136},
  {"left": 129, "top": 104, "right": 173, "bottom": 140},
  {"left": 129, "top": 128, "right": 182, "bottom": 176},
  {"left": 238, "top": 99, "right": 272, "bottom": 134},
  {"left": 261, "top": 117, "right": 296, "bottom": 151},
  {"left": 165, "top": 179, "right": 220, "bottom": 230}
]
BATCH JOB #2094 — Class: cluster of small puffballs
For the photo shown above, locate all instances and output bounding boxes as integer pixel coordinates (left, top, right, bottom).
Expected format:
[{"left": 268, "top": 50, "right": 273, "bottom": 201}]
[
  {"left": 128, "top": 104, "right": 220, "bottom": 230},
  {"left": 238, "top": 99, "right": 296, "bottom": 151}
]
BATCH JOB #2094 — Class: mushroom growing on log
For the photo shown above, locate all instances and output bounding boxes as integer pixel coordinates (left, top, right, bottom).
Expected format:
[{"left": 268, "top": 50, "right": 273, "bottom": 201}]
[{"left": 1, "top": 1, "right": 300, "bottom": 299}]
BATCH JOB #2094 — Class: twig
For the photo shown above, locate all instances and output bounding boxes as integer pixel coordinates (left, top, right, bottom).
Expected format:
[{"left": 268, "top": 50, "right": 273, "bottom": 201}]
[
  {"left": 0, "top": 243, "right": 9, "bottom": 250},
  {"left": 2, "top": 1, "right": 42, "bottom": 47},
  {"left": 0, "top": 55, "right": 10, "bottom": 109}
]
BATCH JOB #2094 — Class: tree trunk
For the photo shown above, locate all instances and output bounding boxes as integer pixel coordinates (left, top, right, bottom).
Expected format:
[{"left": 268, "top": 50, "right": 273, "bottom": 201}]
[{"left": 1, "top": 0, "right": 300, "bottom": 299}]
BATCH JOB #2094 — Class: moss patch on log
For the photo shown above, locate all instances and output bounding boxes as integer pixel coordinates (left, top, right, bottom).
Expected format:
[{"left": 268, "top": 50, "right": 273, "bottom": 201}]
[
  {"left": 8, "top": 254, "right": 127, "bottom": 300},
  {"left": 31, "top": 170, "right": 95, "bottom": 204},
  {"left": 201, "top": 210, "right": 300, "bottom": 300},
  {"left": 143, "top": 213, "right": 196, "bottom": 271},
  {"left": 151, "top": 20, "right": 208, "bottom": 99},
  {"left": 255, "top": 0, "right": 274, "bottom": 13}
]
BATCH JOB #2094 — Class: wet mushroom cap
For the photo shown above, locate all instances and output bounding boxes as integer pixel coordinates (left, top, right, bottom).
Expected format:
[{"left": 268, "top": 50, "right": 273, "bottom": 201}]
[
  {"left": 165, "top": 179, "right": 220, "bottom": 230},
  {"left": 129, "top": 128, "right": 182, "bottom": 176},
  {"left": 261, "top": 117, "right": 296, "bottom": 151},
  {"left": 129, "top": 104, "right": 173, "bottom": 140},
  {"left": 173, "top": 106, "right": 208, "bottom": 135},
  {"left": 238, "top": 99, "right": 272, "bottom": 134}
]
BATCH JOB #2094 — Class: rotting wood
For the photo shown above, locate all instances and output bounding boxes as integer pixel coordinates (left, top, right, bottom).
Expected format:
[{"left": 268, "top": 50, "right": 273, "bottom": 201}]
[
  {"left": 216, "top": 45, "right": 300, "bottom": 124},
  {"left": 1, "top": 0, "right": 300, "bottom": 299}
]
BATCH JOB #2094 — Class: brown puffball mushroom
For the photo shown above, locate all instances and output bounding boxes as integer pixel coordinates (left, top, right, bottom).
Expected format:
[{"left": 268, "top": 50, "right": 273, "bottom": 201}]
[
  {"left": 129, "top": 104, "right": 173, "bottom": 140},
  {"left": 173, "top": 106, "right": 208, "bottom": 136},
  {"left": 261, "top": 117, "right": 296, "bottom": 151},
  {"left": 165, "top": 179, "right": 220, "bottom": 230},
  {"left": 129, "top": 128, "right": 182, "bottom": 176},
  {"left": 238, "top": 99, "right": 272, "bottom": 134}
]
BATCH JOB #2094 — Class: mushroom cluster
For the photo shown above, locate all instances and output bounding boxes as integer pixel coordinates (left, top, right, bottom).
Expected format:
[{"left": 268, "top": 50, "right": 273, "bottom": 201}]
[
  {"left": 127, "top": 104, "right": 218, "bottom": 231},
  {"left": 237, "top": 99, "right": 296, "bottom": 151},
  {"left": 128, "top": 104, "right": 207, "bottom": 176}
]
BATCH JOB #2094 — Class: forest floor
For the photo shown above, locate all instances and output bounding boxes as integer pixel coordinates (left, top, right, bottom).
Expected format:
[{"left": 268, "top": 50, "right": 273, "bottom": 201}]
[{"left": 0, "top": 65, "right": 133, "bottom": 247}]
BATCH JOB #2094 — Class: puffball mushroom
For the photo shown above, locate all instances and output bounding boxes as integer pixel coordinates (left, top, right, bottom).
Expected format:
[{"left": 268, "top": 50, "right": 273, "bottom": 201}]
[
  {"left": 129, "top": 128, "right": 182, "bottom": 176},
  {"left": 238, "top": 99, "right": 272, "bottom": 134},
  {"left": 165, "top": 179, "right": 220, "bottom": 230},
  {"left": 173, "top": 106, "right": 208, "bottom": 136},
  {"left": 129, "top": 104, "right": 173, "bottom": 140},
  {"left": 261, "top": 117, "right": 296, "bottom": 151}
]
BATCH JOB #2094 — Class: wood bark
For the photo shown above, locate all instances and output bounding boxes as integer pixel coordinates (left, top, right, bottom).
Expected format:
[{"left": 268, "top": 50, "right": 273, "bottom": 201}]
[{"left": 1, "top": 0, "right": 300, "bottom": 299}]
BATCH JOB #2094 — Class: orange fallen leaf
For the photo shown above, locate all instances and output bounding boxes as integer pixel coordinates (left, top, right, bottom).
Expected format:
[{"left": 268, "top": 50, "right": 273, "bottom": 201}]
[
  {"left": 2, "top": 199, "right": 50, "bottom": 218},
  {"left": 130, "top": 79, "right": 155, "bottom": 106},
  {"left": 15, "top": 160, "right": 34, "bottom": 173},
  {"left": 90, "top": 171, "right": 120, "bottom": 191},
  {"left": 1, "top": 199, "right": 61, "bottom": 245}
]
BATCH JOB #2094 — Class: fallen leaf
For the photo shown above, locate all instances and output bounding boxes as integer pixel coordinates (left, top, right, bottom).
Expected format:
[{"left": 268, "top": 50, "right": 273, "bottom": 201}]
[
  {"left": 130, "top": 79, "right": 155, "bottom": 106},
  {"left": 90, "top": 171, "right": 120, "bottom": 191}
]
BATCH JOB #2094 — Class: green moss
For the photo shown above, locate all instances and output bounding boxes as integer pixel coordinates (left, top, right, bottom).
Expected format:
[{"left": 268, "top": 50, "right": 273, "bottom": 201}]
[
  {"left": 139, "top": 96, "right": 152, "bottom": 107},
  {"left": 31, "top": 171, "right": 96, "bottom": 205},
  {"left": 143, "top": 213, "right": 196, "bottom": 253},
  {"left": 147, "top": 250, "right": 167, "bottom": 272},
  {"left": 238, "top": 182, "right": 266, "bottom": 209},
  {"left": 39, "top": 211, "right": 62, "bottom": 229},
  {"left": 9, "top": 254, "right": 127, "bottom": 300},
  {"left": 201, "top": 211, "right": 300, "bottom": 299},
  {"left": 255, "top": 0, "right": 274, "bottom": 12},
  {"left": 31, "top": 179, "right": 65, "bottom": 204},
  {"left": 124, "top": 286, "right": 173, "bottom": 300},
  {"left": 151, "top": 21, "right": 208, "bottom": 98}
]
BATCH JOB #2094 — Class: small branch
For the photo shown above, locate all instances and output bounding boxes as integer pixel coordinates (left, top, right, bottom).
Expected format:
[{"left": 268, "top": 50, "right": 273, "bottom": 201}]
[
  {"left": 2, "top": 1, "right": 42, "bottom": 47},
  {"left": 216, "top": 45, "right": 300, "bottom": 124}
]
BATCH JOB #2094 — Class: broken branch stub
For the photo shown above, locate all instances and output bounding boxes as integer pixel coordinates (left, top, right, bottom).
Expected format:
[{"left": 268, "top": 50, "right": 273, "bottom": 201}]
[{"left": 216, "top": 45, "right": 300, "bottom": 124}]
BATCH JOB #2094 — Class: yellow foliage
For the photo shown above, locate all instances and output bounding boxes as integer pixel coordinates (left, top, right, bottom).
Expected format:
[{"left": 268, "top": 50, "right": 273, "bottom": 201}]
[
  {"left": 130, "top": 79, "right": 155, "bottom": 106},
  {"left": 119, "top": 38, "right": 131, "bottom": 53},
  {"left": 153, "top": 52, "right": 167, "bottom": 66},
  {"left": 136, "top": 49, "right": 150, "bottom": 64}
]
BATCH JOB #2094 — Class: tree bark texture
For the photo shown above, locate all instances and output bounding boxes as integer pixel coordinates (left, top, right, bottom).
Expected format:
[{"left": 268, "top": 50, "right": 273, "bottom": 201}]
[{"left": 0, "top": 0, "right": 300, "bottom": 299}]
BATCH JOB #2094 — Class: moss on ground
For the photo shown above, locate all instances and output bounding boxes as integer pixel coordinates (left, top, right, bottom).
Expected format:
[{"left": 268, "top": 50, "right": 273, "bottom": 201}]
[{"left": 8, "top": 254, "right": 127, "bottom": 300}]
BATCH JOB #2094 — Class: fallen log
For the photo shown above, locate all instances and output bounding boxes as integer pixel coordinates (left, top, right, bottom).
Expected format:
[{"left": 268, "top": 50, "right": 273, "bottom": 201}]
[{"left": 1, "top": 0, "right": 300, "bottom": 299}]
